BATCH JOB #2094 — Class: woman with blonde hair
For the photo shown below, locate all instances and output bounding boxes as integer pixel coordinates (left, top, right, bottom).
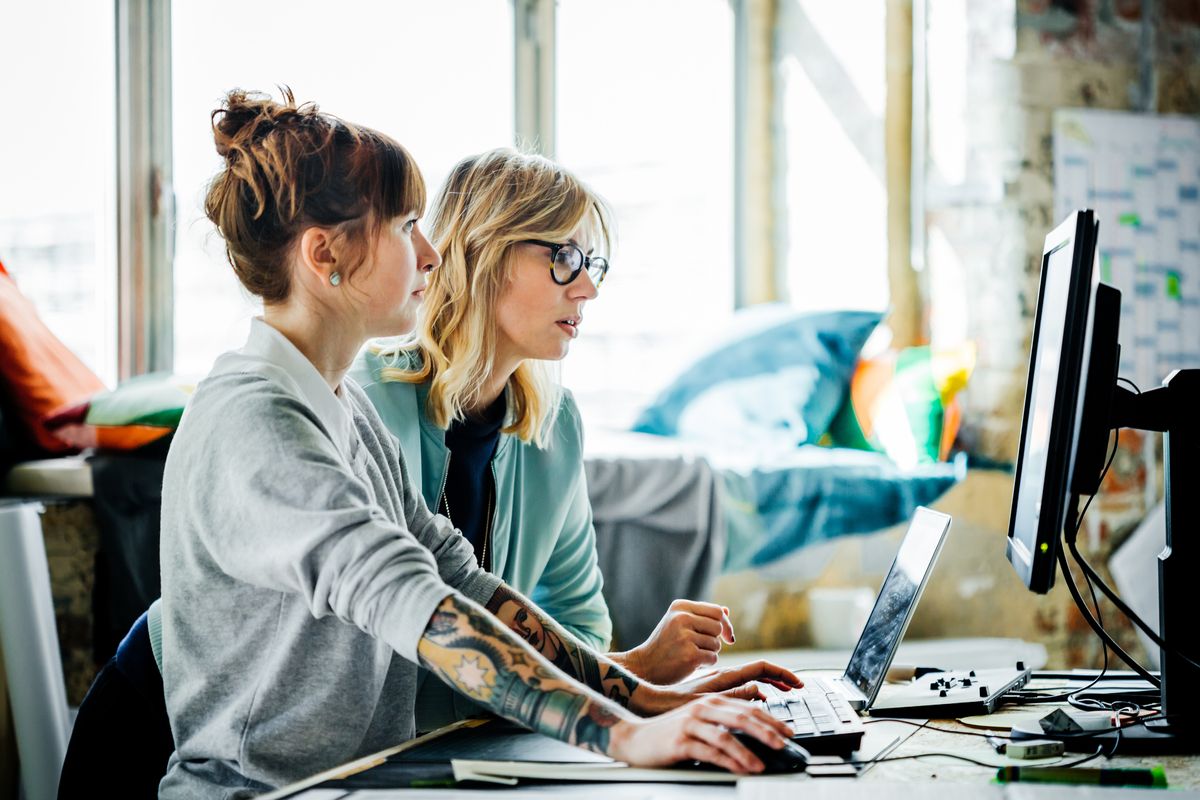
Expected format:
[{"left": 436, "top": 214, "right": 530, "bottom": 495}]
[{"left": 351, "top": 149, "right": 776, "bottom": 725}]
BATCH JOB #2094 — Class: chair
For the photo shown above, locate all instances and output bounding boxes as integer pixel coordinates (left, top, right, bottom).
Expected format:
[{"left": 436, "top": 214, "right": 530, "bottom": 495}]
[{"left": 57, "top": 607, "right": 174, "bottom": 800}]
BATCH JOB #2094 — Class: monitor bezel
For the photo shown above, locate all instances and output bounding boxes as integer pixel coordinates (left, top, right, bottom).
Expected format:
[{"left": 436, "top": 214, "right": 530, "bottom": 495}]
[{"left": 1006, "top": 210, "right": 1099, "bottom": 594}]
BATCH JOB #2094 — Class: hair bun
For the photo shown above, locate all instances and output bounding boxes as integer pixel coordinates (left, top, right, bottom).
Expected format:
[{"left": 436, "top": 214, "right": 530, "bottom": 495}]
[{"left": 212, "top": 86, "right": 313, "bottom": 159}]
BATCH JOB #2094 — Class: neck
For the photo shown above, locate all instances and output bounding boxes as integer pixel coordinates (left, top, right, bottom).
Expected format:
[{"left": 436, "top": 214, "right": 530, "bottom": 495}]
[
  {"left": 467, "top": 351, "right": 521, "bottom": 416},
  {"left": 262, "top": 305, "right": 363, "bottom": 393}
]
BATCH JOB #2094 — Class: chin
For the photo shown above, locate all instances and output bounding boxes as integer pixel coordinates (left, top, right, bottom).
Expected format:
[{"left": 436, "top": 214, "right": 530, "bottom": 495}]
[{"left": 376, "top": 317, "right": 417, "bottom": 339}]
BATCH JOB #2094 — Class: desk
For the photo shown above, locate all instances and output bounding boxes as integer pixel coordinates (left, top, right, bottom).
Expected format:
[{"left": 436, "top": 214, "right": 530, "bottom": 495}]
[{"left": 263, "top": 654, "right": 1200, "bottom": 798}]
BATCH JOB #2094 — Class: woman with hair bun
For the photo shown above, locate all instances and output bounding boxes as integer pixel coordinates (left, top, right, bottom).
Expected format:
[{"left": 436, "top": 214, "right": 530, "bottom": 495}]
[
  {"left": 352, "top": 150, "right": 782, "bottom": 731},
  {"left": 151, "top": 89, "right": 798, "bottom": 798}
]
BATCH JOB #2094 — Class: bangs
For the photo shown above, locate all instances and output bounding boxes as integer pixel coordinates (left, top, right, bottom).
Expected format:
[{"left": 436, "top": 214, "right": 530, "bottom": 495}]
[
  {"left": 369, "top": 130, "right": 427, "bottom": 221},
  {"left": 544, "top": 193, "right": 614, "bottom": 259}
]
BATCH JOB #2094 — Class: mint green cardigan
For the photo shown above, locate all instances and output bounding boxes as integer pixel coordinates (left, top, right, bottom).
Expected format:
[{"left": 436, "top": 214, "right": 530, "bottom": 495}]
[{"left": 349, "top": 347, "right": 613, "bottom": 651}]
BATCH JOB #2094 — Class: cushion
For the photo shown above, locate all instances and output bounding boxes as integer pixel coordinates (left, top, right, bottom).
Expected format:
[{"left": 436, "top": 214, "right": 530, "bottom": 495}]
[
  {"left": 43, "top": 373, "right": 193, "bottom": 451},
  {"left": 632, "top": 306, "right": 884, "bottom": 447},
  {"left": 826, "top": 342, "right": 975, "bottom": 468},
  {"left": 0, "top": 265, "right": 106, "bottom": 453}
]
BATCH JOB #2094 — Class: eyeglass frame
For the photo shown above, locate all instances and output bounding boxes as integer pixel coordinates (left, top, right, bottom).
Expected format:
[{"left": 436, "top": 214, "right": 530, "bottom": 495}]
[{"left": 521, "top": 239, "right": 609, "bottom": 287}]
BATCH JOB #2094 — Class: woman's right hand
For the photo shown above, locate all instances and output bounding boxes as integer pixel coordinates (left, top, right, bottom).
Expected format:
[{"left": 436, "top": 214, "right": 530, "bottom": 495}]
[{"left": 605, "top": 695, "right": 793, "bottom": 774}]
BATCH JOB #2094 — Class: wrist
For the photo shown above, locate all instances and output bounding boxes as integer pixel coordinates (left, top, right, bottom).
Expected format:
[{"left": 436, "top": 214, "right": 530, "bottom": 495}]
[
  {"left": 631, "top": 684, "right": 688, "bottom": 716},
  {"left": 611, "top": 647, "right": 646, "bottom": 680},
  {"left": 606, "top": 717, "right": 638, "bottom": 759}
]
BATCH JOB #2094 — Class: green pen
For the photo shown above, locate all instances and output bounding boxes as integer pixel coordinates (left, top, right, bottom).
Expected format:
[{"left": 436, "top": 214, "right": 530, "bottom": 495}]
[{"left": 996, "top": 765, "right": 1168, "bottom": 788}]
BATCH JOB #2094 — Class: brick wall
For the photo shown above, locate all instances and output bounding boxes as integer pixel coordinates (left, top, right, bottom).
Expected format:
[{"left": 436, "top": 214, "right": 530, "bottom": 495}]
[{"left": 923, "top": 0, "right": 1199, "bottom": 666}]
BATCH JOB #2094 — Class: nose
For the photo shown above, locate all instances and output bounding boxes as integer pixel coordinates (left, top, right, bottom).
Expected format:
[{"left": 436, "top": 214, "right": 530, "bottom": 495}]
[
  {"left": 572, "top": 268, "right": 600, "bottom": 300},
  {"left": 419, "top": 230, "right": 441, "bottom": 273}
]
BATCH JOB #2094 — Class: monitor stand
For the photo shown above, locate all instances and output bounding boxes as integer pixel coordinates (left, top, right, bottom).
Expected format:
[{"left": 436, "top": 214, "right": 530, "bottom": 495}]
[{"left": 1014, "top": 369, "right": 1200, "bottom": 754}]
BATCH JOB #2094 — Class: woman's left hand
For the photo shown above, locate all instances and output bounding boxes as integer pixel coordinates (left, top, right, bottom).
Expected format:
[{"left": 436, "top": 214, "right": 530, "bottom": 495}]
[
  {"left": 630, "top": 660, "right": 803, "bottom": 716},
  {"left": 610, "top": 599, "right": 737, "bottom": 685}
]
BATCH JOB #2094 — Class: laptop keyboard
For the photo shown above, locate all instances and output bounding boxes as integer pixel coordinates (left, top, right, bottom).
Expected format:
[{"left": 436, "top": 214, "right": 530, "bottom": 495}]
[{"left": 754, "top": 676, "right": 865, "bottom": 755}]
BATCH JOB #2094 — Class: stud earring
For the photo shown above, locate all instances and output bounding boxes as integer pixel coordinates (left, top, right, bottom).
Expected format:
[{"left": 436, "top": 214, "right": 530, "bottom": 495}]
[{"left": 329, "top": 272, "right": 341, "bottom": 287}]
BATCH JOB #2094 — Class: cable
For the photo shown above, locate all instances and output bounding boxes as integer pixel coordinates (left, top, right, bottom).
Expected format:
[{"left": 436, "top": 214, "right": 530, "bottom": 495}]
[
  {"left": 845, "top": 744, "right": 1108, "bottom": 770},
  {"left": 1067, "top": 540, "right": 1200, "bottom": 674},
  {"left": 1065, "top": 424, "right": 1200, "bottom": 676},
  {"left": 1065, "top": 541, "right": 1111, "bottom": 711},
  {"left": 1055, "top": 545, "right": 1159, "bottom": 686},
  {"left": 1117, "top": 377, "right": 1142, "bottom": 394},
  {"left": 862, "top": 717, "right": 1010, "bottom": 740}
]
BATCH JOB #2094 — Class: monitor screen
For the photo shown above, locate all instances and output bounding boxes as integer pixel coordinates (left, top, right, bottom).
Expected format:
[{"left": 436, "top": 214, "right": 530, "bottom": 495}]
[{"left": 1007, "top": 210, "right": 1098, "bottom": 593}]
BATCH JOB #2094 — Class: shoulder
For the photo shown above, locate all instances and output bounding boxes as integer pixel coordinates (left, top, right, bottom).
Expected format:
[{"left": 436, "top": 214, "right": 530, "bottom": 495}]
[
  {"left": 170, "top": 365, "right": 330, "bottom": 476},
  {"left": 534, "top": 387, "right": 584, "bottom": 457},
  {"left": 187, "top": 361, "right": 314, "bottom": 430},
  {"left": 351, "top": 341, "right": 424, "bottom": 387}
]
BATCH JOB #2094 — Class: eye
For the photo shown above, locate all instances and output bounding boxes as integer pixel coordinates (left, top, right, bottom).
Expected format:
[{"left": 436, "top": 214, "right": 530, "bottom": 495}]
[{"left": 403, "top": 219, "right": 417, "bottom": 234}]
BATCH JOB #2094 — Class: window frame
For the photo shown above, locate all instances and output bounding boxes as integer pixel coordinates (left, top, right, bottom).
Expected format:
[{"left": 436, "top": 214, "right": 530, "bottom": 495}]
[
  {"left": 115, "top": 0, "right": 174, "bottom": 379},
  {"left": 123, "top": 0, "right": 762, "bottom": 377}
]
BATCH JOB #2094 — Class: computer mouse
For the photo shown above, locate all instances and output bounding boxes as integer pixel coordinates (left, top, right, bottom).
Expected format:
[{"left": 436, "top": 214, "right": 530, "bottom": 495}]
[{"left": 733, "top": 732, "right": 812, "bottom": 774}]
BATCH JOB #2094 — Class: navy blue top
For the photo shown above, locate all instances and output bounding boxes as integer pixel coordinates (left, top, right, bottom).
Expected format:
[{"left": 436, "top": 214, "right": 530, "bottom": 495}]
[{"left": 441, "top": 393, "right": 506, "bottom": 567}]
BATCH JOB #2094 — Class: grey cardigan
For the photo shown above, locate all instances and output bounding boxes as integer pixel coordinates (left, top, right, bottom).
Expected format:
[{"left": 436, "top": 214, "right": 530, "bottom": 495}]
[{"left": 158, "top": 320, "right": 501, "bottom": 799}]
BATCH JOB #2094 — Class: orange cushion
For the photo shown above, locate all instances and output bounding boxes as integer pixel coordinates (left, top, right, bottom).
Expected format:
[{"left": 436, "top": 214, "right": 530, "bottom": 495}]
[{"left": 0, "top": 264, "right": 106, "bottom": 453}]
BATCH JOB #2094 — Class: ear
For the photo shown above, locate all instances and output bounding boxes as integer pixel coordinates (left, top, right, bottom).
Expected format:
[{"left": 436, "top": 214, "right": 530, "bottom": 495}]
[{"left": 296, "top": 227, "right": 337, "bottom": 284}]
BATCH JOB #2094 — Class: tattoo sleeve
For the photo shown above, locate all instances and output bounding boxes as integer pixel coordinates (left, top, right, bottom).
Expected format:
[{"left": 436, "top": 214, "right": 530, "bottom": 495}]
[
  {"left": 484, "top": 584, "right": 643, "bottom": 709},
  {"left": 418, "top": 593, "right": 626, "bottom": 755}
]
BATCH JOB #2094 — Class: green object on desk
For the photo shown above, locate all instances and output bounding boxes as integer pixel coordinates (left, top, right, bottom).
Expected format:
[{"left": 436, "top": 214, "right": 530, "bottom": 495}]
[{"left": 996, "top": 764, "right": 1167, "bottom": 788}]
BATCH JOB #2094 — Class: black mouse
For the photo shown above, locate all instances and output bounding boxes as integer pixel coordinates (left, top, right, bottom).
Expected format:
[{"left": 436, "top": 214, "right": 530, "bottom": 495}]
[{"left": 733, "top": 732, "right": 812, "bottom": 773}]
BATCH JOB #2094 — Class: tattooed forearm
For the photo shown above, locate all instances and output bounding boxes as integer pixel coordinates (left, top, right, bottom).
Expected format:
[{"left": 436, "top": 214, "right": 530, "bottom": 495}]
[
  {"left": 485, "top": 584, "right": 644, "bottom": 708},
  {"left": 418, "top": 593, "right": 626, "bottom": 754}
]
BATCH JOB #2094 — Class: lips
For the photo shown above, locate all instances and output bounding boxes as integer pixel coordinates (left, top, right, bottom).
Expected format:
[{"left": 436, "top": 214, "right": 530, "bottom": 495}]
[{"left": 556, "top": 315, "right": 581, "bottom": 339}]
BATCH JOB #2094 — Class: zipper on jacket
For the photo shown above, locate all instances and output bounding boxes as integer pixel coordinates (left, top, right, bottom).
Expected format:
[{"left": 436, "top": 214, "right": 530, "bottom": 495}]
[
  {"left": 484, "top": 461, "right": 499, "bottom": 573},
  {"left": 435, "top": 450, "right": 451, "bottom": 517}
]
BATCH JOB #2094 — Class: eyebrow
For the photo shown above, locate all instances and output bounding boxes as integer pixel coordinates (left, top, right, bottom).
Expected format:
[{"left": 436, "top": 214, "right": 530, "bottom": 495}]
[{"left": 568, "top": 238, "right": 595, "bottom": 255}]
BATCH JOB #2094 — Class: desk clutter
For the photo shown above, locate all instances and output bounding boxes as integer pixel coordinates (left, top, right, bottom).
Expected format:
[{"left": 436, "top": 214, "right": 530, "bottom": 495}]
[{"left": 256, "top": 665, "right": 1200, "bottom": 799}]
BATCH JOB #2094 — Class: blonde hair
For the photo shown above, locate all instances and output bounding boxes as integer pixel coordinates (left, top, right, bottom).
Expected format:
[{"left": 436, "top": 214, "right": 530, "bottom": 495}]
[{"left": 375, "top": 148, "right": 613, "bottom": 446}]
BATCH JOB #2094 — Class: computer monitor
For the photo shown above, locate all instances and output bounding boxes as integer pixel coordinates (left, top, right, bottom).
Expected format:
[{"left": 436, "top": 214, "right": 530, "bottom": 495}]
[
  {"left": 1006, "top": 209, "right": 1102, "bottom": 593},
  {"left": 1007, "top": 208, "right": 1200, "bottom": 743}
]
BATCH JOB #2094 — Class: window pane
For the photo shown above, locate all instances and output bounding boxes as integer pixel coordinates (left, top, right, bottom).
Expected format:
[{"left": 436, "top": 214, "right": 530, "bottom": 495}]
[
  {"left": 556, "top": 0, "right": 735, "bottom": 429},
  {"left": 777, "top": 0, "right": 889, "bottom": 312},
  {"left": 171, "top": 0, "right": 514, "bottom": 376},
  {"left": 0, "top": 2, "right": 117, "bottom": 386}
]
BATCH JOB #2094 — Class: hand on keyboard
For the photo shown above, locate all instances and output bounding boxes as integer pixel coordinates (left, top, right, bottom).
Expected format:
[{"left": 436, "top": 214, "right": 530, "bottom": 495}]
[{"left": 677, "top": 659, "right": 804, "bottom": 698}]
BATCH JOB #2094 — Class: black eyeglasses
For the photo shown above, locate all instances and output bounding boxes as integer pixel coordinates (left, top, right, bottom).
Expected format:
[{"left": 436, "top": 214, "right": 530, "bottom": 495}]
[{"left": 522, "top": 240, "right": 609, "bottom": 287}]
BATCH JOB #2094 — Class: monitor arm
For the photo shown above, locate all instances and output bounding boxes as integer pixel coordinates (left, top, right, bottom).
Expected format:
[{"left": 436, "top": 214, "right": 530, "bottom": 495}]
[{"left": 1107, "top": 369, "right": 1200, "bottom": 723}]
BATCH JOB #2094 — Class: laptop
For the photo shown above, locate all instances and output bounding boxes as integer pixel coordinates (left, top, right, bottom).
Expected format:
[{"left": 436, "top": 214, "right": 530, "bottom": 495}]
[{"left": 753, "top": 506, "right": 952, "bottom": 755}]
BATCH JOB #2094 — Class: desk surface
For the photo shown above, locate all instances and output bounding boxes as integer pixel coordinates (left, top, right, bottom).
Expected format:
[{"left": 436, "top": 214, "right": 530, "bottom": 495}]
[{"left": 267, "top": 649, "right": 1200, "bottom": 798}]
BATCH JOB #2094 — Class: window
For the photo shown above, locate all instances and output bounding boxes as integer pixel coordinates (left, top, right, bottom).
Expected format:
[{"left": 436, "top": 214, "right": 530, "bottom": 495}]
[
  {"left": 555, "top": 0, "right": 736, "bottom": 429},
  {"left": 1, "top": 1, "right": 118, "bottom": 386},
  {"left": 775, "top": 0, "right": 889, "bottom": 313},
  {"left": 170, "top": 0, "right": 514, "bottom": 376}
]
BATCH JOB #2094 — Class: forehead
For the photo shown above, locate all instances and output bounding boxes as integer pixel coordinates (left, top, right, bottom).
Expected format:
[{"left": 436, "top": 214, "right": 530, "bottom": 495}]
[{"left": 567, "top": 223, "right": 596, "bottom": 253}]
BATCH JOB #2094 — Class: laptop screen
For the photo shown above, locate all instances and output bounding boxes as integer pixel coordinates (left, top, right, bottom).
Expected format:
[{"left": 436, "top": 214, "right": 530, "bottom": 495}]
[{"left": 842, "top": 507, "right": 951, "bottom": 704}]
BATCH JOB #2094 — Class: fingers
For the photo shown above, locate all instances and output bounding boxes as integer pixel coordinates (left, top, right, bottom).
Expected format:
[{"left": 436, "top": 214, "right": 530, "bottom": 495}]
[
  {"left": 754, "top": 660, "right": 803, "bottom": 688},
  {"left": 668, "top": 599, "right": 725, "bottom": 621},
  {"left": 729, "top": 660, "right": 803, "bottom": 689},
  {"left": 721, "top": 606, "right": 735, "bottom": 644},
  {"left": 694, "top": 696, "right": 793, "bottom": 743},
  {"left": 674, "top": 613, "right": 723, "bottom": 638},
  {"left": 718, "top": 682, "right": 766, "bottom": 702},
  {"left": 684, "top": 717, "right": 762, "bottom": 773},
  {"left": 685, "top": 737, "right": 759, "bottom": 774},
  {"left": 689, "top": 630, "right": 722, "bottom": 653}
]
